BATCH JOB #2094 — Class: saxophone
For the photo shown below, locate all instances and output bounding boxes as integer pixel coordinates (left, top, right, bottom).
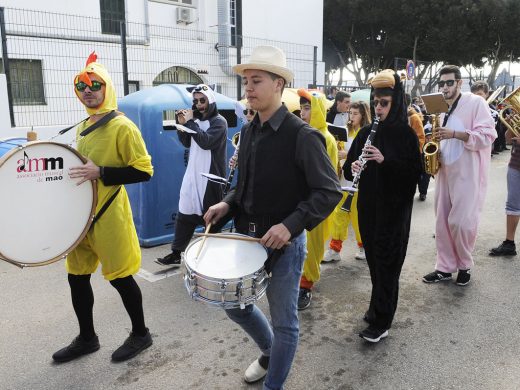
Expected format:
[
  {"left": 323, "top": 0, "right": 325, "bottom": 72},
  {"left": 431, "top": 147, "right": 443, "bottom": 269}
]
[
  {"left": 340, "top": 117, "right": 380, "bottom": 212},
  {"left": 423, "top": 114, "right": 440, "bottom": 175}
]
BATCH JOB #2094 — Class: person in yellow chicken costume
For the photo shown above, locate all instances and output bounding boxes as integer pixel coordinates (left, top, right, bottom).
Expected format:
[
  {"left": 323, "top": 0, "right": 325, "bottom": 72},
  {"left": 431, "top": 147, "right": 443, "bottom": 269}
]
[
  {"left": 52, "top": 52, "right": 154, "bottom": 363},
  {"left": 297, "top": 89, "right": 339, "bottom": 310},
  {"left": 323, "top": 101, "right": 372, "bottom": 263}
]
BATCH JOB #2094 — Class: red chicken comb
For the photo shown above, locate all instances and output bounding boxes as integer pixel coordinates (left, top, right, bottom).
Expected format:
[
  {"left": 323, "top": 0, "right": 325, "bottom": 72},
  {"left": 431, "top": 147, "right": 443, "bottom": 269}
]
[{"left": 86, "top": 51, "right": 97, "bottom": 66}]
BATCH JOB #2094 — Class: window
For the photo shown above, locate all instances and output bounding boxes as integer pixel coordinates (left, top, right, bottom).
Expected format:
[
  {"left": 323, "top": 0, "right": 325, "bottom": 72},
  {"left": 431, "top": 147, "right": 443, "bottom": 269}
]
[
  {"left": 153, "top": 66, "right": 203, "bottom": 86},
  {"left": 230, "top": 0, "right": 237, "bottom": 47},
  {"left": 128, "top": 81, "right": 140, "bottom": 94},
  {"left": 0, "top": 59, "right": 45, "bottom": 105},
  {"left": 100, "top": 0, "right": 125, "bottom": 35}
]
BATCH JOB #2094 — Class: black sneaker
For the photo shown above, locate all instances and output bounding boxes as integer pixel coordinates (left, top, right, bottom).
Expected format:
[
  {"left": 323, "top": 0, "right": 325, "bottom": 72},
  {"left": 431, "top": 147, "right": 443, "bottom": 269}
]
[
  {"left": 112, "top": 329, "right": 153, "bottom": 362},
  {"left": 52, "top": 335, "right": 100, "bottom": 363},
  {"left": 419, "top": 194, "right": 427, "bottom": 201},
  {"left": 155, "top": 251, "right": 181, "bottom": 266},
  {"left": 422, "top": 270, "right": 452, "bottom": 283},
  {"left": 489, "top": 241, "right": 517, "bottom": 257},
  {"left": 456, "top": 270, "right": 471, "bottom": 286},
  {"left": 359, "top": 325, "right": 388, "bottom": 343},
  {"left": 297, "top": 288, "right": 312, "bottom": 311}
]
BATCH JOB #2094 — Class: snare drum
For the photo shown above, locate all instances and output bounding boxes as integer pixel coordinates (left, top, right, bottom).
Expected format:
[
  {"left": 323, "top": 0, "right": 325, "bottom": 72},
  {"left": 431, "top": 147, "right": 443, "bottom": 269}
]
[
  {"left": 0, "top": 139, "right": 96, "bottom": 267},
  {"left": 183, "top": 233, "right": 269, "bottom": 309}
]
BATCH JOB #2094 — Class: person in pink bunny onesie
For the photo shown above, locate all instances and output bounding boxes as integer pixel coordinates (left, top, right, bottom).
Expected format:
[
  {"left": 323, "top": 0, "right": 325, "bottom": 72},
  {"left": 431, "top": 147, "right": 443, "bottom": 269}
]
[{"left": 422, "top": 65, "right": 497, "bottom": 287}]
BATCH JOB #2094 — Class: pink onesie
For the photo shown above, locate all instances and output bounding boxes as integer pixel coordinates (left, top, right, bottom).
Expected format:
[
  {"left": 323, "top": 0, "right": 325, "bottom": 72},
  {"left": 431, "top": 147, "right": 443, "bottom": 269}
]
[{"left": 434, "top": 92, "right": 497, "bottom": 273}]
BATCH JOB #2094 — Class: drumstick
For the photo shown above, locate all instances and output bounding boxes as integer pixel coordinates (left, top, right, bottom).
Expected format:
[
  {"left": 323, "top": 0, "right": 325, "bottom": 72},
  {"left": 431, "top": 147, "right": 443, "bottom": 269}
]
[
  {"left": 194, "top": 232, "right": 291, "bottom": 246},
  {"left": 195, "top": 223, "right": 212, "bottom": 258}
]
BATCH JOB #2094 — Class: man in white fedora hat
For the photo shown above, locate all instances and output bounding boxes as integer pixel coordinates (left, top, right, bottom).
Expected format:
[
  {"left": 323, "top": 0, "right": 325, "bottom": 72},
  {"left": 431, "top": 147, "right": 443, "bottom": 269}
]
[{"left": 204, "top": 45, "right": 341, "bottom": 389}]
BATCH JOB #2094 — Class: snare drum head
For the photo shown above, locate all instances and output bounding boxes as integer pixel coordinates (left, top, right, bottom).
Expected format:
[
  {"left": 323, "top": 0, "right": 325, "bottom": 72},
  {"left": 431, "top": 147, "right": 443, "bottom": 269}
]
[
  {"left": 0, "top": 141, "right": 96, "bottom": 266},
  {"left": 185, "top": 234, "right": 267, "bottom": 279}
]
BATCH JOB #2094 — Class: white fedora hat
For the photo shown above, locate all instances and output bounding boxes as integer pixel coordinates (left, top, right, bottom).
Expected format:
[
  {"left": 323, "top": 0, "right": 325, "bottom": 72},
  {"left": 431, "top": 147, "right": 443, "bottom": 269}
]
[{"left": 233, "top": 45, "right": 294, "bottom": 84}]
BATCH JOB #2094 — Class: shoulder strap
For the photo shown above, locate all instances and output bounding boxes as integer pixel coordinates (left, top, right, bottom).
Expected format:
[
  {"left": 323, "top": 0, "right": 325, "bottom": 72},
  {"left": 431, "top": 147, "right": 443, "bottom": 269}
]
[
  {"left": 80, "top": 111, "right": 118, "bottom": 137},
  {"left": 91, "top": 186, "right": 122, "bottom": 227},
  {"left": 57, "top": 110, "right": 118, "bottom": 137},
  {"left": 58, "top": 118, "right": 88, "bottom": 135}
]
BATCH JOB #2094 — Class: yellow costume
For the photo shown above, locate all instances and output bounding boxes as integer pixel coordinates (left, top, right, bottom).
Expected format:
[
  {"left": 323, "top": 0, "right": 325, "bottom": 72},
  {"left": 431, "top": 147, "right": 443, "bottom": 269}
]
[
  {"left": 66, "top": 54, "right": 153, "bottom": 281},
  {"left": 298, "top": 90, "right": 339, "bottom": 288},
  {"left": 329, "top": 126, "right": 362, "bottom": 252}
]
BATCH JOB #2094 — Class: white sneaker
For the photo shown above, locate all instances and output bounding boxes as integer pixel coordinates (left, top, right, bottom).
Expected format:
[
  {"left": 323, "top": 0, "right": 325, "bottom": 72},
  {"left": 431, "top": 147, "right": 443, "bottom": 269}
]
[
  {"left": 244, "top": 357, "right": 268, "bottom": 383},
  {"left": 322, "top": 248, "right": 341, "bottom": 262},
  {"left": 355, "top": 247, "right": 366, "bottom": 260}
]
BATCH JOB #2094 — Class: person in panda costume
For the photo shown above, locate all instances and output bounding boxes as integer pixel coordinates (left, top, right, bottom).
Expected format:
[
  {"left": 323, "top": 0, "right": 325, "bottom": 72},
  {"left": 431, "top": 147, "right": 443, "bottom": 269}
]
[{"left": 156, "top": 84, "right": 228, "bottom": 266}]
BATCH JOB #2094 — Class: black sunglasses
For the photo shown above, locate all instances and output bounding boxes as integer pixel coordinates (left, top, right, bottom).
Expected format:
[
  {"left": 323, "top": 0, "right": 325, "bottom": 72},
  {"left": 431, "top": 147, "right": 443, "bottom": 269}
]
[
  {"left": 243, "top": 109, "right": 255, "bottom": 115},
  {"left": 75, "top": 80, "right": 104, "bottom": 92},
  {"left": 373, "top": 99, "right": 391, "bottom": 108},
  {"left": 193, "top": 97, "right": 207, "bottom": 105},
  {"left": 438, "top": 79, "right": 459, "bottom": 88}
]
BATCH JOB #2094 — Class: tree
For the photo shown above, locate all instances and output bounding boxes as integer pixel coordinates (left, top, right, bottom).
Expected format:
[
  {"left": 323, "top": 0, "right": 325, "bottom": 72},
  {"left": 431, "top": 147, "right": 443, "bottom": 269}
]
[{"left": 323, "top": 0, "right": 520, "bottom": 93}]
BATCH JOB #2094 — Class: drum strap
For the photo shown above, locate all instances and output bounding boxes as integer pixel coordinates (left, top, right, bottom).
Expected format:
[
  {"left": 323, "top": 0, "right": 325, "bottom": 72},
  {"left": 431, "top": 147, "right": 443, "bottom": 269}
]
[
  {"left": 91, "top": 186, "right": 122, "bottom": 227},
  {"left": 58, "top": 110, "right": 118, "bottom": 136}
]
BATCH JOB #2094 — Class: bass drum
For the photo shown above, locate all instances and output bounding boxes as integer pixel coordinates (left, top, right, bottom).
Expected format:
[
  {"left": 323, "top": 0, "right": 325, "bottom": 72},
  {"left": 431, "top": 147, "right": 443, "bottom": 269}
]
[{"left": 0, "top": 139, "right": 96, "bottom": 267}]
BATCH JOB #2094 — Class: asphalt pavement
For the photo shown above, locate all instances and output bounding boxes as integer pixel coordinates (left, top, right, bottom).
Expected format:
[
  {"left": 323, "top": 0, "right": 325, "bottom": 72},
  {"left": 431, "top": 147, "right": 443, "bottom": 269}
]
[{"left": 1, "top": 150, "right": 518, "bottom": 390}]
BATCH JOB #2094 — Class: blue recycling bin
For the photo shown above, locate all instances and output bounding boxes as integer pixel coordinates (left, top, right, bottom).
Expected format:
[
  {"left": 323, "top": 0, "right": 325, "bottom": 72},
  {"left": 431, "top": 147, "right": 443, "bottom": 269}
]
[{"left": 118, "top": 84, "right": 244, "bottom": 247}]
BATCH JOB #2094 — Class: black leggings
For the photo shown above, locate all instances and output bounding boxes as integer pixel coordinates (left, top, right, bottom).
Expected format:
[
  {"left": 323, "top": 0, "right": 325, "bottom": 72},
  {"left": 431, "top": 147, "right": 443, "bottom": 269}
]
[{"left": 68, "top": 274, "right": 147, "bottom": 339}]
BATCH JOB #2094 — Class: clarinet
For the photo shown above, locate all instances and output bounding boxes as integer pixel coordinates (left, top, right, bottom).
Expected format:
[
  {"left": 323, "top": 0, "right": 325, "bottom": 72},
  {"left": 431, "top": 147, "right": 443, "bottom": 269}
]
[
  {"left": 223, "top": 134, "right": 240, "bottom": 195},
  {"left": 340, "top": 117, "right": 380, "bottom": 212}
]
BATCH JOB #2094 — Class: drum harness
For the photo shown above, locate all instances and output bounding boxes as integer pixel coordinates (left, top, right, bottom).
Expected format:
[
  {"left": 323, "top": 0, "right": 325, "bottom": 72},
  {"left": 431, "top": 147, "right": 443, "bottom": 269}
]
[{"left": 57, "top": 110, "right": 121, "bottom": 227}]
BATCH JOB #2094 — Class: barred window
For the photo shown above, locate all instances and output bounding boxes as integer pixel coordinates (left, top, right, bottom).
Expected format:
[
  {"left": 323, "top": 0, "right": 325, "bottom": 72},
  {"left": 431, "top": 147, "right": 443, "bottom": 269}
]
[
  {"left": 100, "top": 0, "right": 125, "bottom": 35},
  {"left": 0, "top": 59, "right": 45, "bottom": 105}
]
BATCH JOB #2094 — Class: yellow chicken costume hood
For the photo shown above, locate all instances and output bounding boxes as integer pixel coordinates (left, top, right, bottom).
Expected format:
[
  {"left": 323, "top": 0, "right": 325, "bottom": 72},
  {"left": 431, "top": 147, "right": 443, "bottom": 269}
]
[
  {"left": 297, "top": 88, "right": 328, "bottom": 133},
  {"left": 74, "top": 52, "right": 117, "bottom": 116}
]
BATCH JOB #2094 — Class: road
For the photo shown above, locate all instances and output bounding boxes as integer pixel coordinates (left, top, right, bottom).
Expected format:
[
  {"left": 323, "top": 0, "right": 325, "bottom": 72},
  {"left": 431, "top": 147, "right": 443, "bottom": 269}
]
[{"left": 1, "top": 151, "right": 518, "bottom": 390}]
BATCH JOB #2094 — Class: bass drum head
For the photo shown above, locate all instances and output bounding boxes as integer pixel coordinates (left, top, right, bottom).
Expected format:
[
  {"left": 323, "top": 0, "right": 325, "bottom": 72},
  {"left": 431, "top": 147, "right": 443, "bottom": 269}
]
[
  {"left": 0, "top": 141, "right": 96, "bottom": 267},
  {"left": 185, "top": 234, "right": 267, "bottom": 280}
]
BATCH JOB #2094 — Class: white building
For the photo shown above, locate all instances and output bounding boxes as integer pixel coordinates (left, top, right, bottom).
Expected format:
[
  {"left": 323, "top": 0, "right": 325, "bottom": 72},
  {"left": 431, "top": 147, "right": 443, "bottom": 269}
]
[{"left": 0, "top": 0, "right": 325, "bottom": 129}]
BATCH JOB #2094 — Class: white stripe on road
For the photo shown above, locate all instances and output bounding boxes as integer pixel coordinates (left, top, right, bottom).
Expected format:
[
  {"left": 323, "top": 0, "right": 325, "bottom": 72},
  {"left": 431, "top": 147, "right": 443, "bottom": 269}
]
[{"left": 137, "top": 267, "right": 181, "bottom": 282}]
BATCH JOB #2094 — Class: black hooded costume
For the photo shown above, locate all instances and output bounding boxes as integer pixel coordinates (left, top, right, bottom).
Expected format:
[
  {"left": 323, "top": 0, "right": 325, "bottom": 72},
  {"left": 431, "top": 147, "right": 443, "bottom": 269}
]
[{"left": 344, "top": 72, "right": 422, "bottom": 331}]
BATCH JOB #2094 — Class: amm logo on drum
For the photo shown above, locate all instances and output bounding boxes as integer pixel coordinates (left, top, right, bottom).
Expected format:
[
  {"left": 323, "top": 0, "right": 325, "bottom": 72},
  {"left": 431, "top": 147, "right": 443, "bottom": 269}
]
[{"left": 17, "top": 151, "right": 64, "bottom": 181}]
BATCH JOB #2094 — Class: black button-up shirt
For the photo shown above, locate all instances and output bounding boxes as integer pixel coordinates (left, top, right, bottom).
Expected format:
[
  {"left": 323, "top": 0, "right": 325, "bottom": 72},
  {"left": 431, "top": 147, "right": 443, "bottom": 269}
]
[{"left": 224, "top": 105, "right": 341, "bottom": 236}]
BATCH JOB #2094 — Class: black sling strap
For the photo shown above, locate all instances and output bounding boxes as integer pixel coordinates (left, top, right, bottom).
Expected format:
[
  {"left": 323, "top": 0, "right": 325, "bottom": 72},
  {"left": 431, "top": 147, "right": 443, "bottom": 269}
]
[
  {"left": 442, "top": 94, "right": 462, "bottom": 127},
  {"left": 80, "top": 110, "right": 118, "bottom": 136},
  {"left": 58, "top": 110, "right": 117, "bottom": 136},
  {"left": 59, "top": 110, "right": 120, "bottom": 228},
  {"left": 91, "top": 186, "right": 121, "bottom": 227}
]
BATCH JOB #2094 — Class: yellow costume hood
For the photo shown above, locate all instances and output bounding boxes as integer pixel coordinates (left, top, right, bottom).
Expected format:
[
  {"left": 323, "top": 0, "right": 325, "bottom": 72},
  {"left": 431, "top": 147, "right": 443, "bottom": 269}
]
[
  {"left": 74, "top": 52, "right": 117, "bottom": 116},
  {"left": 297, "top": 88, "right": 328, "bottom": 134}
]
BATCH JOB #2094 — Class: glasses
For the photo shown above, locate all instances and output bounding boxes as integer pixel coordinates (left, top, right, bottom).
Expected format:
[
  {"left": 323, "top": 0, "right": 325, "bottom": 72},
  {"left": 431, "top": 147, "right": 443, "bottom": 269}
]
[
  {"left": 438, "top": 79, "right": 458, "bottom": 88},
  {"left": 373, "top": 99, "right": 391, "bottom": 108},
  {"left": 75, "top": 80, "right": 104, "bottom": 92},
  {"left": 243, "top": 109, "right": 255, "bottom": 115},
  {"left": 193, "top": 97, "right": 207, "bottom": 105}
]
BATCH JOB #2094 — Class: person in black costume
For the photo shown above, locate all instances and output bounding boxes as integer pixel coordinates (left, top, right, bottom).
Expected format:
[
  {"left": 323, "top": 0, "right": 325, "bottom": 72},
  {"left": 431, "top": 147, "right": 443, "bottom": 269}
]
[{"left": 344, "top": 69, "right": 422, "bottom": 343}]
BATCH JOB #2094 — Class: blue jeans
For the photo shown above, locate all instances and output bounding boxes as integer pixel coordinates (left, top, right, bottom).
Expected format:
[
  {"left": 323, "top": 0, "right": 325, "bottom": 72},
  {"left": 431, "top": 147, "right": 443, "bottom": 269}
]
[{"left": 225, "top": 232, "right": 306, "bottom": 390}]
